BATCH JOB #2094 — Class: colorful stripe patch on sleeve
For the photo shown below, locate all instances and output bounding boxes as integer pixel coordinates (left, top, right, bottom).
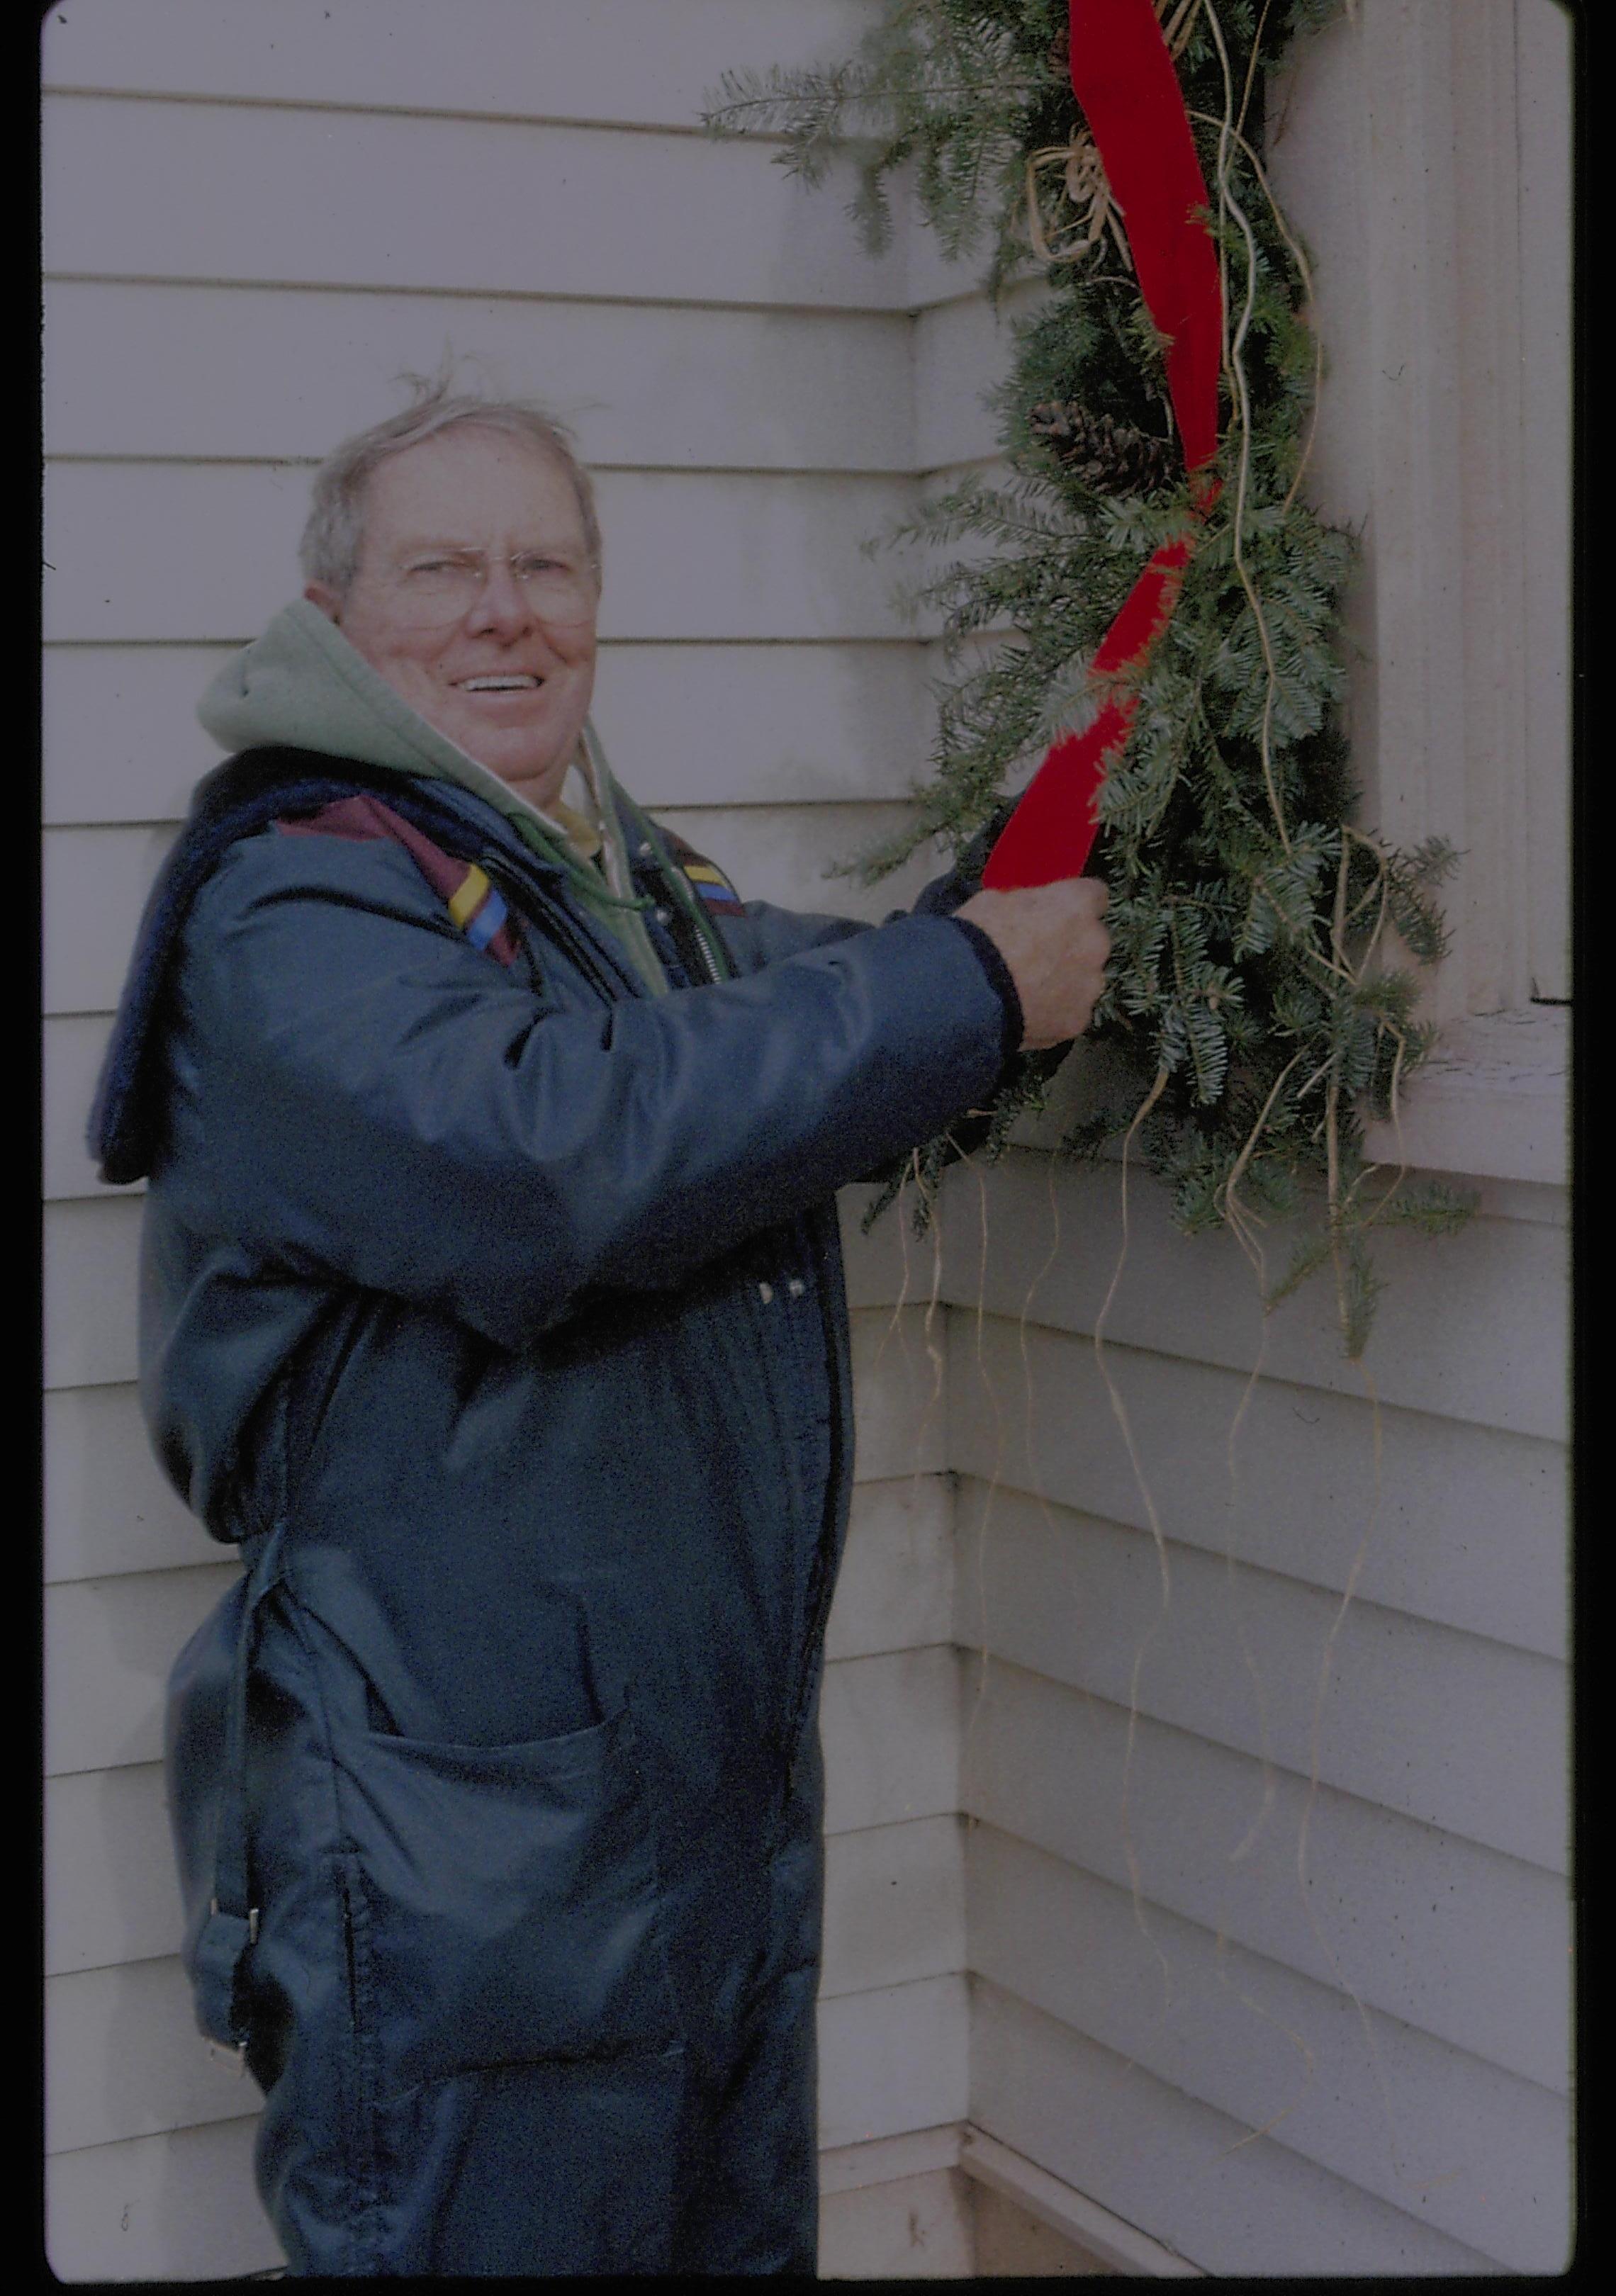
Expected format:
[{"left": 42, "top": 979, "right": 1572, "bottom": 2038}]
[
  {"left": 446, "top": 863, "right": 512, "bottom": 952},
  {"left": 678, "top": 860, "right": 746, "bottom": 915},
  {"left": 276, "top": 794, "right": 522, "bottom": 965}
]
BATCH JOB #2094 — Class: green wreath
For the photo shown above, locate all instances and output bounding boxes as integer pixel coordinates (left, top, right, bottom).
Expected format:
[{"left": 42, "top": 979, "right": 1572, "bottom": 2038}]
[{"left": 705, "top": 0, "right": 1472, "bottom": 1358}]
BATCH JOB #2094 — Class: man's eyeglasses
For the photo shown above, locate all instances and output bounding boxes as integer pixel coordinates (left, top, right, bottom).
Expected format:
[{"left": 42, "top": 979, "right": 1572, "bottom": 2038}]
[{"left": 371, "top": 550, "right": 597, "bottom": 626}]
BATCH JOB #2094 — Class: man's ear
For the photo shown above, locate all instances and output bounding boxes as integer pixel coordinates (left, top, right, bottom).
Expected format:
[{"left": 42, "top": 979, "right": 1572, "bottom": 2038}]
[{"left": 303, "top": 580, "right": 342, "bottom": 625}]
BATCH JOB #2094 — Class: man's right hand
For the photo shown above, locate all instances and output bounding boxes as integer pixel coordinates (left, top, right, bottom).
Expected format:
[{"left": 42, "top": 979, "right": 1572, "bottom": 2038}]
[{"left": 956, "top": 877, "right": 1111, "bottom": 1052}]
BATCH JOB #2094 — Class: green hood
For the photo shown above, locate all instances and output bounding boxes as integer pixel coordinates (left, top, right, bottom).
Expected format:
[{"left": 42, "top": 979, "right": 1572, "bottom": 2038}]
[{"left": 198, "top": 599, "right": 667, "bottom": 990}]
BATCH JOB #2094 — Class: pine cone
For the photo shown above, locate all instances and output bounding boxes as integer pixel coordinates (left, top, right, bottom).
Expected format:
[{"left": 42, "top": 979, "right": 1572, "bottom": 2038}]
[{"left": 1028, "top": 400, "right": 1173, "bottom": 495}]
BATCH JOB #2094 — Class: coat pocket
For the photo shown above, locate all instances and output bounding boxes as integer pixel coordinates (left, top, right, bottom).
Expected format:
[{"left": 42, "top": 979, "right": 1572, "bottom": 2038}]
[
  {"left": 166, "top": 1574, "right": 254, "bottom": 2048},
  {"left": 333, "top": 1711, "right": 683, "bottom": 2101}
]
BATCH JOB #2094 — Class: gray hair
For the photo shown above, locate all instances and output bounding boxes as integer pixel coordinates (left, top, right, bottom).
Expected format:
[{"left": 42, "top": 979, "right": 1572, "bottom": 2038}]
[{"left": 299, "top": 379, "right": 602, "bottom": 595}]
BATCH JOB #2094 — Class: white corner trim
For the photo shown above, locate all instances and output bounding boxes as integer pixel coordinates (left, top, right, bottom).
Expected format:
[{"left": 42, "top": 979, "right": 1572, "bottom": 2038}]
[
  {"left": 958, "top": 2126, "right": 1205, "bottom": 2276},
  {"left": 817, "top": 2120, "right": 1205, "bottom": 2273},
  {"left": 1362, "top": 1006, "right": 1569, "bottom": 1186},
  {"left": 817, "top": 2121, "right": 965, "bottom": 2197}
]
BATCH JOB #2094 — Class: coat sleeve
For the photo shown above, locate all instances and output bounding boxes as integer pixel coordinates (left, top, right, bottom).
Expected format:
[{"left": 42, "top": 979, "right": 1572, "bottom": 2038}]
[
  {"left": 707, "top": 806, "right": 1012, "bottom": 972},
  {"left": 171, "top": 830, "right": 1014, "bottom": 1351}
]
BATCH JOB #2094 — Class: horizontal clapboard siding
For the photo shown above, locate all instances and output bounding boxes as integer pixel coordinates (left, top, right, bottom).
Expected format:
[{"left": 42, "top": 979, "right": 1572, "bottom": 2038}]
[
  {"left": 43, "top": 95, "right": 912, "bottom": 312},
  {"left": 45, "top": 1200, "right": 144, "bottom": 1391},
  {"left": 968, "top": 1979, "right": 1508, "bottom": 2277},
  {"left": 40, "top": 0, "right": 881, "bottom": 135},
  {"left": 45, "top": 1564, "right": 240, "bottom": 1781},
  {"left": 967, "top": 1827, "right": 1569, "bottom": 2275},
  {"left": 43, "top": 282, "right": 916, "bottom": 471},
  {"left": 45, "top": 2115, "right": 283, "bottom": 2285},
  {"left": 952, "top": 1481, "right": 1566, "bottom": 1872},
  {"left": 954, "top": 1654, "right": 1570, "bottom": 2097},
  {"left": 819, "top": 1976, "right": 970, "bottom": 2152},
  {"left": 44, "top": 1385, "right": 206, "bottom": 1582},
  {"left": 938, "top": 1135, "right": 1570, "bottom": 2275},
  {"left": 940, "top": 1144, "right": 1567, "bottom": 1441},
  {"left": 915, "top": 283, "right": 1044, "bottom": 472},
  {"left": 946, "top": 1315, "right": 1569, "bottom": 1661}
]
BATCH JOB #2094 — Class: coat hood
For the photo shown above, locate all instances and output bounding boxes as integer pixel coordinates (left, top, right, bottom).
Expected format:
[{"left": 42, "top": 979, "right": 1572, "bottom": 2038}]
[{"left": 198, "top": 597, "right": 583, "bottom": 850}]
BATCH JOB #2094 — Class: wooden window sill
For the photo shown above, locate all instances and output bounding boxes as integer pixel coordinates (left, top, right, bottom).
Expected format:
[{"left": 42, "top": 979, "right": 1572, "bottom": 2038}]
[{"left": 1363, "top": 1006, "right": 1569, "bottom": 1188}]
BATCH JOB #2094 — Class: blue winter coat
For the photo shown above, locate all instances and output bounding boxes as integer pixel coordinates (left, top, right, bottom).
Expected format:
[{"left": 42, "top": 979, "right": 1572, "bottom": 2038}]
[{"left": 94, "top": 745, "right": 1018, "bottom": 2275}]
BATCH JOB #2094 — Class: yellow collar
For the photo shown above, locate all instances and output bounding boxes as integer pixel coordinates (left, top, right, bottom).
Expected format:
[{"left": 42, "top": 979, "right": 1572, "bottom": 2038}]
[{"left": 551, "top": 798, "right": 603, "bottom": 865}]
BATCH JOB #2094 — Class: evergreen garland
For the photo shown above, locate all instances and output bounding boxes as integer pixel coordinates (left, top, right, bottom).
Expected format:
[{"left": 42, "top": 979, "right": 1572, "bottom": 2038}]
[{"left": 705, "top": 0, "right": 1472, "bottom": 1358}]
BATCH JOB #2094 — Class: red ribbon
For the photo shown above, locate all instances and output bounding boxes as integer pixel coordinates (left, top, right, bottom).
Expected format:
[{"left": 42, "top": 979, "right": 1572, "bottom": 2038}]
[{"left": 982, "top": 0, "right": 1222, "bottom": 891}]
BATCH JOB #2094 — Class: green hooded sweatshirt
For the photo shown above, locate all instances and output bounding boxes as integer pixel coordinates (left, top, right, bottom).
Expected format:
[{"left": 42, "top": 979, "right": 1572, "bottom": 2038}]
[{"left": 196, "top": 597, "right": 670, "bottom": 993}]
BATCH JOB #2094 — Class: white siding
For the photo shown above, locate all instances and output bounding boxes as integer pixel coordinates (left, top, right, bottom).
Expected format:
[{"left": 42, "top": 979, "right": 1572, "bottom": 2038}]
[
  {"left": 45, "top": 2117, "right": 284, "bottom": 2286},
  {"left": 968, "top": 1981, "right": 1503, "bottom": 2278},
  {"left": 953, "top": 1653, "right": 1569, "bottom": 2097},
  {"left": 968, "top": 1826, "right": 1566, "bottom": 2274},
  {"left": 41, "top": 94, "right": 909, "bottom": 310},
  {"left": 943, "top": 1146, "right": 1568, "bottom": 1439},
  {"left": 951, "top": 1476, "right": 1566, "bottom": 1872},
  {"left": 40, "top": 0, "right": 880, "bottom": 123},
  {"left": 43, "top": 281, "right": 916, "bottom": 468},
  {"left": 939, "top": 1145, "right": 1571, "bottom": 2273},
  {"left": 948, "top": 1314, "right": 1567, "bottom": 1660},
  {"left": 820, "top": 2161, "right": 976, "bottom": 2279}
]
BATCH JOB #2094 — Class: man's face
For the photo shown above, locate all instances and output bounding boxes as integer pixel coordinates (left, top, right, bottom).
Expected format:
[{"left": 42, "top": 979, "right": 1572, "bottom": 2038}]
[{"left": 305, "top": 427, "right": 600, "bottom": 811}]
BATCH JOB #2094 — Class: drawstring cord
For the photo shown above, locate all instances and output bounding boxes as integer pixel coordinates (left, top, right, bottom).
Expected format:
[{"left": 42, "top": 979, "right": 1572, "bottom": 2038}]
[{"left": 581, "top": 721, "right": 736, "bottom": 986}]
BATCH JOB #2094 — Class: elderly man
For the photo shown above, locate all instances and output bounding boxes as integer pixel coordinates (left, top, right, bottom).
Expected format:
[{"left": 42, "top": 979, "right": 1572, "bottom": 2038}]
[{"left": 92, "top": 388, "right": 1109, "bottom": 2278}]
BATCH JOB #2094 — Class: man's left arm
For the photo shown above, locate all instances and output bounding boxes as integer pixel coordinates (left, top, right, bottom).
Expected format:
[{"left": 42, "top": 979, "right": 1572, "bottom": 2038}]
[
  {"left": 700, "top": 797, "right": 1010, "bottom": 947},
  {"left": 712, "top": 806, "right": 1022, "bottom": 1092}
]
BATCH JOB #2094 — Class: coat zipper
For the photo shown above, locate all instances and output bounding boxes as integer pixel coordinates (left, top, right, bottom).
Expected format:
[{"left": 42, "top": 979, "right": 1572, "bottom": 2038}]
[{"left": 779, "top": 1209, "right": 851, "bottom": 1801}]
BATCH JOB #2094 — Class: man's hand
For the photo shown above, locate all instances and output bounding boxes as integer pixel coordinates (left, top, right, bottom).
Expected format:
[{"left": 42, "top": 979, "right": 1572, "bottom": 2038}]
[{"left": 956, "top": 877, "right": 1111, "bottom": 1052}]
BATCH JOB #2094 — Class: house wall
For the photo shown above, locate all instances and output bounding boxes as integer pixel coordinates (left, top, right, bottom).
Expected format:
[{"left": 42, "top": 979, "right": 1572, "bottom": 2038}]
[
  {"left": 41, "top": 0, "right": 1573, "bottom": 2280},
  {"left": 41, "top": 1, "right": 975, "bottom": 2276},
  {"left": 936, "top": 0, "right": 1572, "bottom": 2275}
]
